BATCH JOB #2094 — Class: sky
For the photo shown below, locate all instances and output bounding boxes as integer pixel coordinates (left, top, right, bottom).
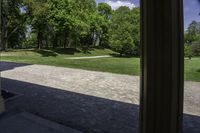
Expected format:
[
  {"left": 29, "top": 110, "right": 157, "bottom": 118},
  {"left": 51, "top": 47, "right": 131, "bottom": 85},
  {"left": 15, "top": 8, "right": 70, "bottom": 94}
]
[{"left": 96, "top": 0, "right": 200, "bottom": 30}]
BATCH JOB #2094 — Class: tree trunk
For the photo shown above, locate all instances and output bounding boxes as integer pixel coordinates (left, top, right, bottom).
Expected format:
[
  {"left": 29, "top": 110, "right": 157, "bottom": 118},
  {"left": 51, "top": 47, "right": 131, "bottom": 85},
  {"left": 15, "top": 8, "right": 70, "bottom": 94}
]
[
  {"left": 53, "top": 34, "right": 58, "bottom": 48},
  {"left": 0, "top": 0, "right": 2, "bottom": 50},
  {"left": 45, "top": 36, "right": 49, "bottom": 48},
  {"left": 64, "top": 35, "right": 67, "bottom": 48},
  {"left": 64, "top": 32, "right": 69, "bottom": 48},
  {"left": 91, "top": 31, "right": 95, "bottom": 47},
  {"left": 1, "top": 21, "right": 8, "bottom": 51},
  {"left": 99, "top": 36, "right": 102, "bottom": 47},
  {"left": 4, "top": 23, "right": 8, "bottom": 50},
  {"left": 1, "top": 0, "right": 9, "bottom": 51},
  {"left": 37, "top": 30, "right": 43, "bottom": 49},
  {"left": 68, "top": 36, "right": 72, "bottom": 48}
]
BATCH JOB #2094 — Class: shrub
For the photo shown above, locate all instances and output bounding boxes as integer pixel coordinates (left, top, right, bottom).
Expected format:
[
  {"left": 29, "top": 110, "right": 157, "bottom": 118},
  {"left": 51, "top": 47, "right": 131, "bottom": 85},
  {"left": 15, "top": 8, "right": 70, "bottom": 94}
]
[{"left": 192, "top": 43, "right": 200, "bottom": 56}]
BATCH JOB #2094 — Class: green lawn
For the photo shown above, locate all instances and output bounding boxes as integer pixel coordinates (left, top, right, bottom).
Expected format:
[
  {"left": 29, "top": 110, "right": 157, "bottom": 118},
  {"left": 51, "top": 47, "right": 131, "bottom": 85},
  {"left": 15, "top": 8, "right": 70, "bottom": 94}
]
[
  {"left": 184, "top": 58, "right": 200, "bottom": 82},
  {"left": 1, "top": 49, "right": 200, "bottom": 82}
]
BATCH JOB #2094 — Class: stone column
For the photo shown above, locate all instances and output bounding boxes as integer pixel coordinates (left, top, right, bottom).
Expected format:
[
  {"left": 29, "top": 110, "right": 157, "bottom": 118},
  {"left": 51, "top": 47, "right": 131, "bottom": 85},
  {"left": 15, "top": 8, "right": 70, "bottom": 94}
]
[{"left": 140, "top": 0, "right": 184, "bottom": 133}]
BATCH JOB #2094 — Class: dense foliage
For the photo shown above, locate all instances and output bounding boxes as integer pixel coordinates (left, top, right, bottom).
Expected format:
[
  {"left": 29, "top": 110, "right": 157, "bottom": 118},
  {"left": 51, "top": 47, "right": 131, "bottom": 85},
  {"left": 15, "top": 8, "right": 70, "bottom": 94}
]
[
  {"left": 185, "top": 21, "right": 200, "bottom": 59},
  {"left": 0, "top": 0, "right": 26, "bottom": 50},
  {"left": 0, "top": 0, "right": 140, "bottom": 56},
  {"left": 109, "top": 7, "right": 140, "bottom": 55},
  {"left": 1, "top": 0, "right": 200, "bottom": 57}
]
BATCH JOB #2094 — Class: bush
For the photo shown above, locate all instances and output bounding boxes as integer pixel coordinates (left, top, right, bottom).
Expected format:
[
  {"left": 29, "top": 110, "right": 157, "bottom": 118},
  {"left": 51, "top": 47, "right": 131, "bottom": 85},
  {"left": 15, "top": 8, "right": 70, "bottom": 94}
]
[
  {"left": 22, "top": 33, "right": 37, "bottom": 48},
  {"left": 109, "top": 32, "right": 135, "bottom": 56},
  {"left": 192, "top": 43, "right": 200, "bottom": 56}
]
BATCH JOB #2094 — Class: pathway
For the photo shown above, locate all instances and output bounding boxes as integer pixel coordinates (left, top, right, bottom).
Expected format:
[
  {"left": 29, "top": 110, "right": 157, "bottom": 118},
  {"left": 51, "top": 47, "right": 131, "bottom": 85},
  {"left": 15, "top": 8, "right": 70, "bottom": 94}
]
[{"left": 66, "top": 55, "right": 112, "bottom": 59}]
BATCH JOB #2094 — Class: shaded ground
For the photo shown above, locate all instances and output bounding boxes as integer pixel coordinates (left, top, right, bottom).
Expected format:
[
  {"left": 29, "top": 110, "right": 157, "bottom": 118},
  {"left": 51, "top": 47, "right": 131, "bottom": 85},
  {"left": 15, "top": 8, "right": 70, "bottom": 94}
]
[
  {"left": 0, "top": 61, "right": 200, "bottom": 133},
  {"left": 0, "top": 112, "right": 82, "bottom": 133}
]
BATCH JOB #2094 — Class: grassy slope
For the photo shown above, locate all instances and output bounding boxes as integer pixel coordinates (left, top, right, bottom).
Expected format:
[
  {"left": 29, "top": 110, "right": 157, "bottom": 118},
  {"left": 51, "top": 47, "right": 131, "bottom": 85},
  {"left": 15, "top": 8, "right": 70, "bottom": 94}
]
[
  {"left": 1, "top": 49, "right": 200, "bottom": 81},
  {"left": 1, "top": 48, "right": 115, "bottom": 57}
]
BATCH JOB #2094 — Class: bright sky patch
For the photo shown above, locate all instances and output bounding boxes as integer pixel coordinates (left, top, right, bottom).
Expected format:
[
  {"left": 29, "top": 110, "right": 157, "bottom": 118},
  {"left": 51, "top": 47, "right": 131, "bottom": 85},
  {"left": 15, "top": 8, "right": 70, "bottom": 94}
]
[{"left": 106, "top": 0, "right": 136, "bottom": 10}]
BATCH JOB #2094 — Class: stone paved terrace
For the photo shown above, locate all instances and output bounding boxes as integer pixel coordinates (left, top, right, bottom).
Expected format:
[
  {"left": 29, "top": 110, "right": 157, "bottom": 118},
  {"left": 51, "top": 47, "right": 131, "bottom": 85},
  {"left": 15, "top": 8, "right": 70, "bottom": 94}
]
[
  {"left": 0, "top": 61, "right": 200, "bottom": 133},
  {"left": 0, "top": 112, "right": 83, "bottom": 133}
]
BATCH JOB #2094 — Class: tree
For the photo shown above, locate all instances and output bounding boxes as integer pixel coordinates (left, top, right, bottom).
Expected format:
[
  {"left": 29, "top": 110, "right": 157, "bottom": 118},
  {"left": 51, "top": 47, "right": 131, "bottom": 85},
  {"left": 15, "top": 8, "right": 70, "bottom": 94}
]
[
  {"left": 8, "top": 2, "right": 27, "bottom": 48},
  {"left": 185, "top": 21, "right": 200, "bottom": 57},
  {"left": 24, "top": 0, "right": 49, "bottom": 49},
  {"left": 191, "top": 43, "right": 200, "bottom": 56},
  {"left": 96, "top": 3, "right": 112, "bottom": 47},
  {"left": 72, "top": 0, "right": 97, "bottom": 48},
  {"left": 130, "top": 7, "right": 140, "bottom": 55},
  {"left": 184, "top": 44, "right": 193, "bottom": 60},
  {"left": 0, "top": 0, "right": 3, "bottom": 50},
  {"left": 109, "top": 6, "right": 139, "bottom": 56},
  {"left": 98, "top": 3, "right": 112, "bottom": 19},
  {"left": 0, "top": 0, "right": 25, "bottom": 50},
  {"left": 0, "top": 0, "right": 9, "bottom": 50},
  {"left": 188, "top": 21, "right": 200, "bottom": 34},
  {"left": 186, "top": 21, "right": 200, "bottom": 43},
  {"left": 48, "top": 0, "right": 73, "bottom": 48},
  {"left": 109, "top": 21, "right": 134, "bottom": 55},
  {"left": 48, "top": 0, "right": 98, "bottom": 49},
  {"left": 1, "top": 0, "right": 140, "bottom": 53}
]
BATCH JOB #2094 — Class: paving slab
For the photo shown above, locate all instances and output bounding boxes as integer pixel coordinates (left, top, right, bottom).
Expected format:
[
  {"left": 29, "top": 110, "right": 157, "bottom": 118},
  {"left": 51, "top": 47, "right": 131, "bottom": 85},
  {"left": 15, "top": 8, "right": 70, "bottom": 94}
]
[{"left": 0, "top": 112, "right": 83, "bottom": 133}]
